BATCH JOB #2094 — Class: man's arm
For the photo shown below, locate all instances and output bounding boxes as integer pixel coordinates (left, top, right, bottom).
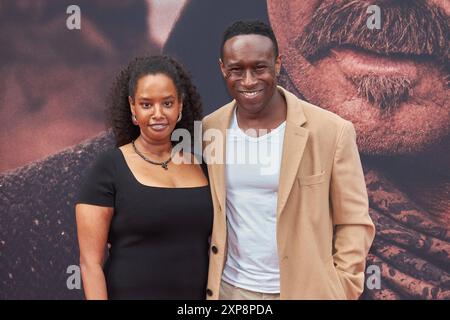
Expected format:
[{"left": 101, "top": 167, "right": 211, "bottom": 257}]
[{"left": 330, "top": 121, "right": 376, "bottom": 299}]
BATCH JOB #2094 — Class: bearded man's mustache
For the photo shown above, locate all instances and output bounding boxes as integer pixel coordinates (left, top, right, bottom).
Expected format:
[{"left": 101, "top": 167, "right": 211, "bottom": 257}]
[{"left": 296, "top": 0, "right": 449, "bottom": 64}]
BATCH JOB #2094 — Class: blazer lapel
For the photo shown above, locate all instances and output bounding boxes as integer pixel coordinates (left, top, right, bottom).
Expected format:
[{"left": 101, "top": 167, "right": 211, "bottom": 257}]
[
  {"left": 277, "top": 87, "right": 309, "bottom": 218},
  {"left": 206, "top": 101, "right": 235, "bottom": 214}
]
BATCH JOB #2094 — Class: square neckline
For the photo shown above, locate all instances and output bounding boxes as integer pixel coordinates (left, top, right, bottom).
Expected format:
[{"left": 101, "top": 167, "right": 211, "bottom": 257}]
[{"left": 116, "top": 148, "right": 209, "bottom": 189}]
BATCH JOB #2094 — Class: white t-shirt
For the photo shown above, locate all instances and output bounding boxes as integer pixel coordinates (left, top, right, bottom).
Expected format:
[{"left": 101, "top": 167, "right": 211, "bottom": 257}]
[{"left": 222, "top": 108, "right": 285, "bottom": 293}]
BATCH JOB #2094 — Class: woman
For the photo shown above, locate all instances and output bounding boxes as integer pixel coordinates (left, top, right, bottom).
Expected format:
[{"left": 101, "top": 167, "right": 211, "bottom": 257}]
[{"left": 75, "top": 55, "right": 213, "bottom": 300}]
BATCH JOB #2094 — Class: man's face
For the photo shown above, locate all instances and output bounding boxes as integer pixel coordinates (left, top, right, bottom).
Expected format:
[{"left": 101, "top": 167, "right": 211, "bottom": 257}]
[
  {"left": 220, "top": 34, "right": 281, "bottom": 114},
  {"left": 268, "top": 0, "right": 449, "bottom": 157}
]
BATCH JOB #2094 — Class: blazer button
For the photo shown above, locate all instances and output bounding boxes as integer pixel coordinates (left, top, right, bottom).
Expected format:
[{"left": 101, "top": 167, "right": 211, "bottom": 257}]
[
  {"left": 206, "top": 289, "right": 213, "bottom": 297},
  {"left": 211, "top": 245, "right": 218, "bottom": 254}
]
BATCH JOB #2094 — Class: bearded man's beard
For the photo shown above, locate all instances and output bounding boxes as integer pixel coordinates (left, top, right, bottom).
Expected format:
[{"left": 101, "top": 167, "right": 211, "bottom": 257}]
[{"left": 350, "top": 75, "right": 411, "bottom": 112}]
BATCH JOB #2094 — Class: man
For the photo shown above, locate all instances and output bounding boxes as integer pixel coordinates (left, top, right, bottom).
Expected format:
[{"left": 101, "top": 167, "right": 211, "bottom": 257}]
[
  {"left": 202, "top": 20, "right": 375, "bottom": 300},
  {"left": 165, "top": 0, "right": 449, "bottom": 300}
]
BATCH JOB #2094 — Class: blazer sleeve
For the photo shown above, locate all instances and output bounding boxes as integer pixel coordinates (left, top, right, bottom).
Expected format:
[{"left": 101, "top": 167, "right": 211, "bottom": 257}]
[{"left": 330, "top": 121, "right": 376, "bottom": 300}]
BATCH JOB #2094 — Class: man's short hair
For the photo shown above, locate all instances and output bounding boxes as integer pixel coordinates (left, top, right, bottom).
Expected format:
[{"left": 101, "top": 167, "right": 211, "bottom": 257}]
[{"left": 221, "top": 20, "right": 279, "bottom": 59}]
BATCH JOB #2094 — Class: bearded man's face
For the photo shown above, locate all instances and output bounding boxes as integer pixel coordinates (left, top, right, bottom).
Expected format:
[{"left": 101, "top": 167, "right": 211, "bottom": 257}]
[{"left": 268, "top": 0, "right": 449, "bottom": 157}]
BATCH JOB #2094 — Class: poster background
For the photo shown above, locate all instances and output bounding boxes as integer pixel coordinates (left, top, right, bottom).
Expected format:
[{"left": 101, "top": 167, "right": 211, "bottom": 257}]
[{"left": 0, "top": 0, "right": 448, "bottom": 299}]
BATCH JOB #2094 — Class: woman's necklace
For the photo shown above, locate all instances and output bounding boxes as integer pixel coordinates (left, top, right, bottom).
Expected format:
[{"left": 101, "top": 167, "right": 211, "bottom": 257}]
[{"left": 132, "top": 140, "right": 172, "bottom": 170}]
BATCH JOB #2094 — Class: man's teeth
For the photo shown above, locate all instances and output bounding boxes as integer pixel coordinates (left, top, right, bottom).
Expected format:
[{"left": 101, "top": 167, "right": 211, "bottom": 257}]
[{"left": 241, "top": 91, "right": 260, "bottom": 97}]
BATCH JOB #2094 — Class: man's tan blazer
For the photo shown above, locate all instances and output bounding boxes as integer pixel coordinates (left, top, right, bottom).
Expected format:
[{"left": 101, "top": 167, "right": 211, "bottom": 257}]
[{"left": 202, "top": 86, "right": 375, "bottom": 299}]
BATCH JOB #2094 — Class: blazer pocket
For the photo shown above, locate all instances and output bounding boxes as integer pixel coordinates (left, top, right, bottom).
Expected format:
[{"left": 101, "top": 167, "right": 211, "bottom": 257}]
[
  {"left": 298, "top": 171, "right": 325, "bottom": 186},
  {"left": 325, "top": 256, "right": 347, "bottom": 300}
]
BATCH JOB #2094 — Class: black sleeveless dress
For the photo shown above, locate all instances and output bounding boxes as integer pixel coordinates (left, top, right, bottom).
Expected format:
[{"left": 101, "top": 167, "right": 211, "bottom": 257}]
[{"left": 77, "top": 149, "right": 213, "bottom": 299}]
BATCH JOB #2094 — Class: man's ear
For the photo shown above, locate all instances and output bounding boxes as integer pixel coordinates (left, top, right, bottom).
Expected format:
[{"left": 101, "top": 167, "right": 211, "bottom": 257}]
[
  {"left": 275, "top": 54, "right": 282, "bottom": 76},
  {"left": 219, "top": 58, "right": 228, "bottom": 79}
]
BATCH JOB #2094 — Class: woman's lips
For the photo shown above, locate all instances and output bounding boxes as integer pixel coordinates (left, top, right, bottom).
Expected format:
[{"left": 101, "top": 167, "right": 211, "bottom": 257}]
[
  {"left": 149, "top": 124, "right": 168, "bottom": 131},
  {"left": 330, "top": 47, "right": 419, "bottom": 80}
]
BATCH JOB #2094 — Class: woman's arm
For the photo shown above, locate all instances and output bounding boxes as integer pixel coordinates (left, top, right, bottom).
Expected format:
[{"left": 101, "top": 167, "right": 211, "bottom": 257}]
[{"left": 76, "top": 204, "right": 113, "bottom": 300}]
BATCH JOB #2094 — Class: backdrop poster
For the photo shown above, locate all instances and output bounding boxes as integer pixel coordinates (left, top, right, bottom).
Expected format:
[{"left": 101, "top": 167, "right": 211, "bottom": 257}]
[{"left": 0, "top": 0, "right": 448, "bottom": 299}]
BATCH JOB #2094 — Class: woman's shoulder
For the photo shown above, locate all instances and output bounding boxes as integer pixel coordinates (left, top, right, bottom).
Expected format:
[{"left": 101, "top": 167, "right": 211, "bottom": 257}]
[
  {"left": 88, "top": 148, "right": 122, "bottom": 173},
  {"left": 95, "top": 147, "right": 122, "bottom": 162}
]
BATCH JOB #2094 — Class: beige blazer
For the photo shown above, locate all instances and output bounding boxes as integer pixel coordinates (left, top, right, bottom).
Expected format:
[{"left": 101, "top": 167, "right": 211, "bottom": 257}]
[{"left": 202, "top": 86, "right": 375, "bottom": 300}]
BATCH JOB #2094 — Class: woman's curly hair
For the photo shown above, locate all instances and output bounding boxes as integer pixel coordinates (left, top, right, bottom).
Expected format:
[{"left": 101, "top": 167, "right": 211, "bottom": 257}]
[{"left": 107, "top": 55, "right": 203, "bottom": 147}]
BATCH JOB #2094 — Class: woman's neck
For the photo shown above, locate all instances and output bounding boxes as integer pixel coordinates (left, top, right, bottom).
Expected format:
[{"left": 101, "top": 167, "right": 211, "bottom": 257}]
[{"left": 135, "top": 136, "right": 172, "bottom": 159}]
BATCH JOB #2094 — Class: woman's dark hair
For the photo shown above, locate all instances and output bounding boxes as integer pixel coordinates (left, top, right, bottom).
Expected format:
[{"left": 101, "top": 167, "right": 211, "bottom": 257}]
[{"left": 107, "top": 55, "right": 203, "bottom": 147}]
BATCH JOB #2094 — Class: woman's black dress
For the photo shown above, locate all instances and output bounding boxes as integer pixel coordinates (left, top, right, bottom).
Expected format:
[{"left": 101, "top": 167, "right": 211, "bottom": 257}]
[{"left": 77, "top": 149, "right": 213, "bottom": 299}]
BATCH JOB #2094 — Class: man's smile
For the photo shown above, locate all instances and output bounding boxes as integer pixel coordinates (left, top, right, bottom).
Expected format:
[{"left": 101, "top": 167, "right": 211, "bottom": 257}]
[{"left": 238, "top": 89, "right": 263, "bottom": 99}]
